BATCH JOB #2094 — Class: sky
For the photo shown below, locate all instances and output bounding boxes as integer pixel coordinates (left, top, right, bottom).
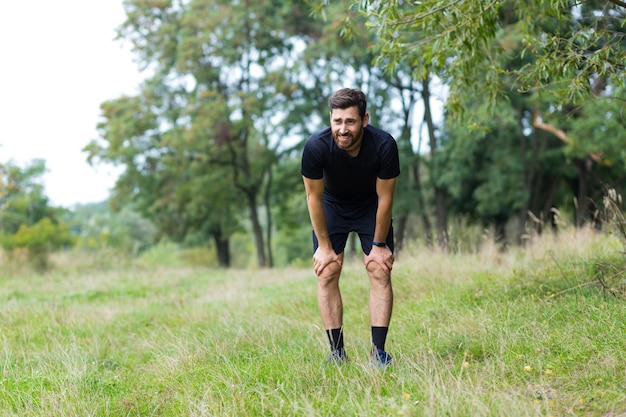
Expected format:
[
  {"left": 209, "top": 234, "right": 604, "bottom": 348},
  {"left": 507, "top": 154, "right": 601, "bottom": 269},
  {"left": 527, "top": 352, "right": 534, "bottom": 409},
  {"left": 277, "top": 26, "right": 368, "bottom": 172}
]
[{"left": 0, "top": 1, "right": 144, "bottom": 207}]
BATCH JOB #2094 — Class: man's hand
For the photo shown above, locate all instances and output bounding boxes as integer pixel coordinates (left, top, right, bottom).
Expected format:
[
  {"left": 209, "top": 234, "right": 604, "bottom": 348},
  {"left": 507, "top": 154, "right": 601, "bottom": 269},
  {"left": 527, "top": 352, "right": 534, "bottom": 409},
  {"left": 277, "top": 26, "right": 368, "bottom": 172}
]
[
  {"left": 365, "top": 245, "right": 394, "bottom": 273},
  {"left": 313, "top": 246, "right": 340, "bottom": 276}
]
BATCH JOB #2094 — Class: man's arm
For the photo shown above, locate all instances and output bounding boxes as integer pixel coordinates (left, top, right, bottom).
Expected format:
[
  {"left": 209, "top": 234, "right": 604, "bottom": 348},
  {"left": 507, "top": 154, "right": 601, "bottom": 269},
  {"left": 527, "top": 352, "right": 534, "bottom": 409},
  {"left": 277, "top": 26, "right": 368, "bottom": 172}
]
[
  {"left": 303, "top": 176, "right": 339, "bottom": 276},
  {"left": 374, "top": 177, "right": 397, "bottom": 243},
  {"left": 303, "top": 176, "right": 331, "bottom": 248},
  {"left": 367, "top": 176, "right": 397, "bottom": 273}
]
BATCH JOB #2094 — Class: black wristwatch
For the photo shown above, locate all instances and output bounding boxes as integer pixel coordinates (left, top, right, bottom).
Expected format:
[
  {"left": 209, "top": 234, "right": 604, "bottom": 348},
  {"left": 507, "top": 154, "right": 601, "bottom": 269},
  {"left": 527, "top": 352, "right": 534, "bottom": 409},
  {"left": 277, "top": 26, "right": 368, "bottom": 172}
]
[{"left": 372, "top": 241, "right": 387, "bottom": 248}]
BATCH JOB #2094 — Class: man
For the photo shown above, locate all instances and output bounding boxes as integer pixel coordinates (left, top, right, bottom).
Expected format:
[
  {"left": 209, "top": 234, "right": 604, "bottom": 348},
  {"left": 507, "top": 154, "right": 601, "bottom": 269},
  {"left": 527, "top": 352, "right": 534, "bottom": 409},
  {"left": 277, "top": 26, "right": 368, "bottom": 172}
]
[{"left": 301, "top": 88, "right": 400, "bottom": 368}]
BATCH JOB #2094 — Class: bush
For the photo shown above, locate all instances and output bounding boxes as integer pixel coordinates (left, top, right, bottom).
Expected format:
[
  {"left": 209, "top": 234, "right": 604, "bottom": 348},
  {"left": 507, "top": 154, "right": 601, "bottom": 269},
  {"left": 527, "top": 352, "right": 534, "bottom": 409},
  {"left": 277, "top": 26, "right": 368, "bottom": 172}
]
[{"left": 0, "top": 218, "right": 75, "bottom": 271}]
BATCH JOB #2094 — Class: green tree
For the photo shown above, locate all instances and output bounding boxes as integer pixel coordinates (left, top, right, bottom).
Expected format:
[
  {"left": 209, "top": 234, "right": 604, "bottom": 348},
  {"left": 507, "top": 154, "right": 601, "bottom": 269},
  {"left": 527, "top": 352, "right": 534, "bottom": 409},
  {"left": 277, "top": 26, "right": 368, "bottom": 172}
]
[
  {"left": 69, "top": 201, "right": 157, "bottom": 255},
  {"left": 303, "top": 1, "right": 444, "bottom": 251},
  {"left": 0, "top": 159, "right": 58, "bottom": 234},
  {"left": 86, "top": 0, "right": 322, "bottom": 268},
  {"left": 350, "top": 0, "right": 625, "bottom": 115},
  {"left": 0, "top": 159, "right": 74, "bottom": 270},
  {"left": 337, "top": 0, "right": 626, "bottom": 242},
  {"left": 1, "top": 219, "right": 74, "bottom": 271}
]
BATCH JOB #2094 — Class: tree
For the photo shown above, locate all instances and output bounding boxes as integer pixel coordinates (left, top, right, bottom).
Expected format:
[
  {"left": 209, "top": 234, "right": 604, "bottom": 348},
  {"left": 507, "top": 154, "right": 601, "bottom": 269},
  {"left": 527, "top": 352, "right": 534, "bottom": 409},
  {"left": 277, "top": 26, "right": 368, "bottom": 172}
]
[
  {"left": 0, "top": 159, "right": 60, "bottom": 234},
  {"left": 69, "top": 201, "right": 157, "bottom": 255},
  {"left": 0, "top": 159, "right": 73, "bottom": 270},
  {"left": 87, "top": 0, "right": 319, "bottom": 267},
  {"left": 339, "top": 0, "right": 626, "bottom": 242},
  {"left": 352, "top": 0, "right": 625, "bottom": 115},
  {"left": 305, "top": 1, "right": 449, "bottom": 250}
]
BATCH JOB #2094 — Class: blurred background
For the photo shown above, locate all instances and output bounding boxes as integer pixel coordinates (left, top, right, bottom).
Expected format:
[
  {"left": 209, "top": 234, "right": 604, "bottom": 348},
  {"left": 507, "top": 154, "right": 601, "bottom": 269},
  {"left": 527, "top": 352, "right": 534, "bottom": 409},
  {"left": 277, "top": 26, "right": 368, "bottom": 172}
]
[{"left": 1, "top": 0, "right": 625, "bottom": 271}]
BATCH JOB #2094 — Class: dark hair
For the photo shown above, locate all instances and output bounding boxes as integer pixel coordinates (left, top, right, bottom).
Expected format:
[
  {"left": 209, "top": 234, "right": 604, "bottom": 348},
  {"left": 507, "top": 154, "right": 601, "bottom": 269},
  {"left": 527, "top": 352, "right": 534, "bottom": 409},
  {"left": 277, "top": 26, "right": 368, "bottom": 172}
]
[{"left": 328, "top": 88, "right": 367, "bottom": 119}]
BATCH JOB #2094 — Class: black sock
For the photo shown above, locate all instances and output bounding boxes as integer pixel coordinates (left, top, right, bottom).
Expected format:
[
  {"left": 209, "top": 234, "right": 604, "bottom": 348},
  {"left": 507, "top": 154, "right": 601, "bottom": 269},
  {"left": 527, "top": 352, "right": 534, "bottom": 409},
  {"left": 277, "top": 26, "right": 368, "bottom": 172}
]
[
  {"left": 326, "top": 328, "right": 344, "bottom": 352},
  {"left": 371, "top": 326, "right": 389, "bottom": 351}
]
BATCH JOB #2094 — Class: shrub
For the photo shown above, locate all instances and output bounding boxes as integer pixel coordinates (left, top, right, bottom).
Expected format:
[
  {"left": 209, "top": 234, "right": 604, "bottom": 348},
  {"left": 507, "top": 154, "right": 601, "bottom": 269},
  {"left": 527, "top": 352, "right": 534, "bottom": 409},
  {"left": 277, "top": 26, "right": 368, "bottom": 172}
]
[{"left": 0, "top": 218, "right": 75, "bottom": 271}]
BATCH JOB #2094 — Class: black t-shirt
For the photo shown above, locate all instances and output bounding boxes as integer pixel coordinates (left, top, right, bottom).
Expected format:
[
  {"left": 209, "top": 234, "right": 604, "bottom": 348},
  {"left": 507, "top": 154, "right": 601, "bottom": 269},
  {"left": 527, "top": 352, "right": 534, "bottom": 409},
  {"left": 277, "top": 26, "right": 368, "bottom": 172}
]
[{"left": 301, "top": 125, "right": 400, "bottom": 206}]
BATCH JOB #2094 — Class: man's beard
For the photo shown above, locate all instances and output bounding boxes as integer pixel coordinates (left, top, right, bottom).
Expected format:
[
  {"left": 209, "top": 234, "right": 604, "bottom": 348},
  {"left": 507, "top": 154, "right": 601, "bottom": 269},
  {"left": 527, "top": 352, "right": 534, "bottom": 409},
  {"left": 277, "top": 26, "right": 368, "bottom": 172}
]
[{"left": 333, "top": 130, "right": 361, "bottom": 150}]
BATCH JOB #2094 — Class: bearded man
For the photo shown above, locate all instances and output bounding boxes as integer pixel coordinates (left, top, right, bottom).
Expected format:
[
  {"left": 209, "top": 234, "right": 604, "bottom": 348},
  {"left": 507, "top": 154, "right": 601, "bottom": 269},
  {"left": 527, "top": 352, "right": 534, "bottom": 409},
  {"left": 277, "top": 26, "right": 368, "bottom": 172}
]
[{"left": 301, "top": 88, "right": 400, "bottom": 368}]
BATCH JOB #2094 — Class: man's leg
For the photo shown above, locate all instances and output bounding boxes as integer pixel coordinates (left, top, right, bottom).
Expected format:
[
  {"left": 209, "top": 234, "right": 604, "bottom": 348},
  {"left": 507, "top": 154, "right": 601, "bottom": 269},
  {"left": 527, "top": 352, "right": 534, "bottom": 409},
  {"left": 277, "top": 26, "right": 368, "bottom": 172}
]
[
  {"left": 365, "top": 260, "right": 393, "bottom": 328},
  {"left": 366, "top": 260, "right": 393, "bottom": 366},
  {"left": 317, "top": 254, "right": 345, "bottom": 354}
]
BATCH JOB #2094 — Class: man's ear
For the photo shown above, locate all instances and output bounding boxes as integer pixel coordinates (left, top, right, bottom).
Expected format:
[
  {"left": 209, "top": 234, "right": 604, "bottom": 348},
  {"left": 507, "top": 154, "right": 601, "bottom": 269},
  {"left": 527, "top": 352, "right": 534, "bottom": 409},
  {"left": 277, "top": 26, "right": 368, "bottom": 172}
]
[{"left": 363, "top": 112, "right": 370, "bottom": 127}]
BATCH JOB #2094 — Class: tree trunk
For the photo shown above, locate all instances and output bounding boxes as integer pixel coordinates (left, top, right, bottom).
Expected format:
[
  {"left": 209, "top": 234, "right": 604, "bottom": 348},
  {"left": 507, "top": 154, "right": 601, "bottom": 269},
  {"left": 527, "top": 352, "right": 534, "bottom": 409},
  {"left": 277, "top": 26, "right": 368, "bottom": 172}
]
[
  {"left": 575, "top": 157, "right": 592, "bottom": 227},
  {"left": 394, "top": 214, "right": 408, "bottom": 253},
  {"left": 264, "top": 168, "right": 274, "bottom": 268},
  {"left": 213, "top": 234, "right": 231, "bottom": 268},
  {"left": 494, "top": 215, "right": 507, "bottom": 250},
  {"left": 390, "top": 75, "right": 430, "bottom": 250},
  {"left": 541, "top": 177, "right": 560, "bottom": 233},
  {"left": 517, "top": 106, "right": 535, "bottom": 244},
  {"left": 245, "top": 191, "right": 267, "bottom": 267},
  {"left": 411, "top": 158, "right": 433, "bottom": 247},
  {"left": 422, "top": 77, "right": 448, "bottom": 250},
  {"left": 434, "top": 189, "right": 448, "bottom": 249}
]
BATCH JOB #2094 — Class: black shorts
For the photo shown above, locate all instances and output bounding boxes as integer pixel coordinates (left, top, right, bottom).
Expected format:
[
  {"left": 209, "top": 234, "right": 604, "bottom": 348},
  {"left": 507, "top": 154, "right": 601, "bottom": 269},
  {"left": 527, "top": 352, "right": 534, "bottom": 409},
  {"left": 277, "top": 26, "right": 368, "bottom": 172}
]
[{"left": 312, "top": 200, "right": 394, "bottom": 255}]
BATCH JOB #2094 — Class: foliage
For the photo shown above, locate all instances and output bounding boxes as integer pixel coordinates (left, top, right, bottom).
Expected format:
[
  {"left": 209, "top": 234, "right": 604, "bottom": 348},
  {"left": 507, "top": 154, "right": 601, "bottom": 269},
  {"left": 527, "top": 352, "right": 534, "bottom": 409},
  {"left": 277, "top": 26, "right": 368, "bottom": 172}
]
[
  {"left": 86, "top": 0, "right": 330, "bottom": 268},
  {"left": 77, "top": 0, "right": 626, "bottom": 258},
  {"left": 343, "top": 0, "right": 626, "bottom": 116},
  {"left": 567, "top": 88, "right": 626, "bottom": 164},
  {"left": 68, "top": 201, "right": 158, "bottom": 255},
  {"left": 1, "top": 230, "right": 625, "bottom": 415},
  {"left": 0, "top": 159, "right": 74, "bottom": 271},
  {"left": 0, "top": 218, "right": 74, "bottom": 271},
  {"left": 0, "top": 159, "right": 63, "bottom": 234}
]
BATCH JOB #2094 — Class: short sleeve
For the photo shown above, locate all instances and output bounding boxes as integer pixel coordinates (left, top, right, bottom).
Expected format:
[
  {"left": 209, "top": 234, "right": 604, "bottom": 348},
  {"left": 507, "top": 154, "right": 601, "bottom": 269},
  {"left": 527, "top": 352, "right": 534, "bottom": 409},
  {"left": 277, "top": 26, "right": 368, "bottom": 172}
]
[
  {"left": 378, "top": 137, "right": 400, "bottom": 180},
  {"left": 301, "top": 136, "right": 324, "bottom": 179}
]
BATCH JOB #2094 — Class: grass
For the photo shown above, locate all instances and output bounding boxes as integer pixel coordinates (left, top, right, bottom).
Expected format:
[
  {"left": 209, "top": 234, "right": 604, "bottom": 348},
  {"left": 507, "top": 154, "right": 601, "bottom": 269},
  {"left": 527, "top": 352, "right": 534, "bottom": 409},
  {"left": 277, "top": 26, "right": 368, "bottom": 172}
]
[{"left": 1, "top": 228, "right": 626, "bottom": 416}]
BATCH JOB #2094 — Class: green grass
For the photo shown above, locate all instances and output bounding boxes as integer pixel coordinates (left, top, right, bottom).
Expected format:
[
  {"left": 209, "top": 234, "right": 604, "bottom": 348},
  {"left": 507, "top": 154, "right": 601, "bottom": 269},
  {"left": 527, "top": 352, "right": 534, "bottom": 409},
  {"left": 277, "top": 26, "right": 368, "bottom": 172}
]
[{"left": 1, "top": 229, "right": 626, "bottom": 416}]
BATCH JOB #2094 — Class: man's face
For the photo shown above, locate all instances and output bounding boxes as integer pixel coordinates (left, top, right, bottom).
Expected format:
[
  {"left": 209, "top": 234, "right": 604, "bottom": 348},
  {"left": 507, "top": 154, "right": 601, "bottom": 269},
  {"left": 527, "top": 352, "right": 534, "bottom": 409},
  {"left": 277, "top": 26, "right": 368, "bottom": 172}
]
[{"left": 330, "top": 106, "right": 369, "bottom": 154}]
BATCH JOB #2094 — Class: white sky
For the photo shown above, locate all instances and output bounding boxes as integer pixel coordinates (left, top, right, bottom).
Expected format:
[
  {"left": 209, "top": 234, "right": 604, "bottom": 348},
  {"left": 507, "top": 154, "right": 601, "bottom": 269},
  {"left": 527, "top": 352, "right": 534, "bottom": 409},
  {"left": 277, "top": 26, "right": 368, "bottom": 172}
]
[{"left": 0, "top": 1, "right": 144, "bottom": 207}]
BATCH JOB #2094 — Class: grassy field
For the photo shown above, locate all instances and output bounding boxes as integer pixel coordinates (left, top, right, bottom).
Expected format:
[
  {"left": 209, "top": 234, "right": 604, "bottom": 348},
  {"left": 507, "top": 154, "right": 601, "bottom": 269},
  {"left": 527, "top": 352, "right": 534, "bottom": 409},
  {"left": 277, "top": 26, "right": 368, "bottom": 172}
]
[{"left": 1, "top": 229, "right": 625, "bottom": 416}]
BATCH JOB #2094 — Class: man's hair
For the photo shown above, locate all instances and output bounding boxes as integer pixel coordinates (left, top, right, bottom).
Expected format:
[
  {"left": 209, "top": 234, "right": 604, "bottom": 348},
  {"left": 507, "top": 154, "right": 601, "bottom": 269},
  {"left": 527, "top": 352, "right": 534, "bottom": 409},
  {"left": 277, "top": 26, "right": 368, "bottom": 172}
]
[{"left": 328, "top": 88, "right": 367, "bottom": 119}]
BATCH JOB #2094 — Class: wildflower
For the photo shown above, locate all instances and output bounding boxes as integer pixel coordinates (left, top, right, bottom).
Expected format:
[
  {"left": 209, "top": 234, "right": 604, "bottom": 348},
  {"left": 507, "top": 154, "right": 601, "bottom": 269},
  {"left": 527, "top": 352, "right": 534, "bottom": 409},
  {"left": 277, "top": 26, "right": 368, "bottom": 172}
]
[
  {"left": 545, "top": 369, "right": 553, "bottom": 375},
  {"left": 402, "top": 392, "right": 410, "bottom": 400},
  {"left": 463, "top": 361, "right": 470, "bottom": 368},
  {"left": 524, "top": 365, "right": 532, "bottom": 372}
]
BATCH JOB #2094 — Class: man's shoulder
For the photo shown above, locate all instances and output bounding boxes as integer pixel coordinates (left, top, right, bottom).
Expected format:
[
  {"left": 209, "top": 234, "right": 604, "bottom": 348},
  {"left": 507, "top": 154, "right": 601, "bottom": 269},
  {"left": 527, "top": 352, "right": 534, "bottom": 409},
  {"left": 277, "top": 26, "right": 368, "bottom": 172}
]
[
  {"left": 365, "top": 125, "right": 394, "bottom": 141},
  {"left": 303, "top": 127, "right": 332, "bottom": 154}
]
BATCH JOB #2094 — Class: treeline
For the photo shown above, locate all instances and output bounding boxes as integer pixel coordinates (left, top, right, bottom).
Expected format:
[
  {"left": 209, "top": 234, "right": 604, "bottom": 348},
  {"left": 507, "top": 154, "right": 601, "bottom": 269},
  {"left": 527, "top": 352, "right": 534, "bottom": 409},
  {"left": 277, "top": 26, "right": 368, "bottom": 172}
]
[{"left": 2, "top": 1, "right": 625, "bottom": 269}]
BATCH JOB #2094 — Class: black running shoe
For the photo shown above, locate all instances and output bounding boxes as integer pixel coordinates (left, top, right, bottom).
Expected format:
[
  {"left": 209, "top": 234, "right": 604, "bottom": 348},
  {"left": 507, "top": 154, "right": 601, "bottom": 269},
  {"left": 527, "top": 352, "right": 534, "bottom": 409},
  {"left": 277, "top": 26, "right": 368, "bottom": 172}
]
[
  {"left": 370, "top": 348, "right": 393, "bottom": 369},
  {"left": 325, "top": 348, "right": 348, "bottom": 366}
]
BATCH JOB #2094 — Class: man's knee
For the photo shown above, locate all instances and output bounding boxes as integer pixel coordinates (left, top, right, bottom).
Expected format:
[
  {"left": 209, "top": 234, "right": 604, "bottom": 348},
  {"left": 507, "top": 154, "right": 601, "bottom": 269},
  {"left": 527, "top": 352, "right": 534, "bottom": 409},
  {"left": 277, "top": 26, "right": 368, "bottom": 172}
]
[
  {"left": 318, "top": 261, "right": 342, "bottom": 283},
  {"left": 365, "top": 260, "right": 392, "bottom": 280},
  {"left": 365, "top": 259, "right": 383, "bottom": 273}
]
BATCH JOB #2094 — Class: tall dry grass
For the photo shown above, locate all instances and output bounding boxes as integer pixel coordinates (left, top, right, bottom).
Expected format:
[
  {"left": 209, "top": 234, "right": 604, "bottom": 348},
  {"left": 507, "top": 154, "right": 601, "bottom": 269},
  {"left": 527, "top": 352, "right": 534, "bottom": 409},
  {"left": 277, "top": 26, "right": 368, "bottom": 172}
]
[{"left": 1, "top": 226, "right": 625, "bottom": 416}]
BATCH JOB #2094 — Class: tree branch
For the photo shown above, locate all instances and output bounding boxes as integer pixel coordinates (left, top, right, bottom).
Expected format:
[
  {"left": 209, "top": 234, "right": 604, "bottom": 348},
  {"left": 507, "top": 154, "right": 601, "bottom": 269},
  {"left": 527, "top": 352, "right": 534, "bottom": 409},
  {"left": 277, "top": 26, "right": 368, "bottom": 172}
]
[
  {"left": 532, "top": 108, "right": 603, "bottom": 162},
  {"left": 607, "top": 0, "right": 626, "bottom": 8},
  {"left": 532, "top": 108, "right": 570, "bottom": 145},
  {"left": 390, "top": 0, "right": 463, "bottom": 26}
]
